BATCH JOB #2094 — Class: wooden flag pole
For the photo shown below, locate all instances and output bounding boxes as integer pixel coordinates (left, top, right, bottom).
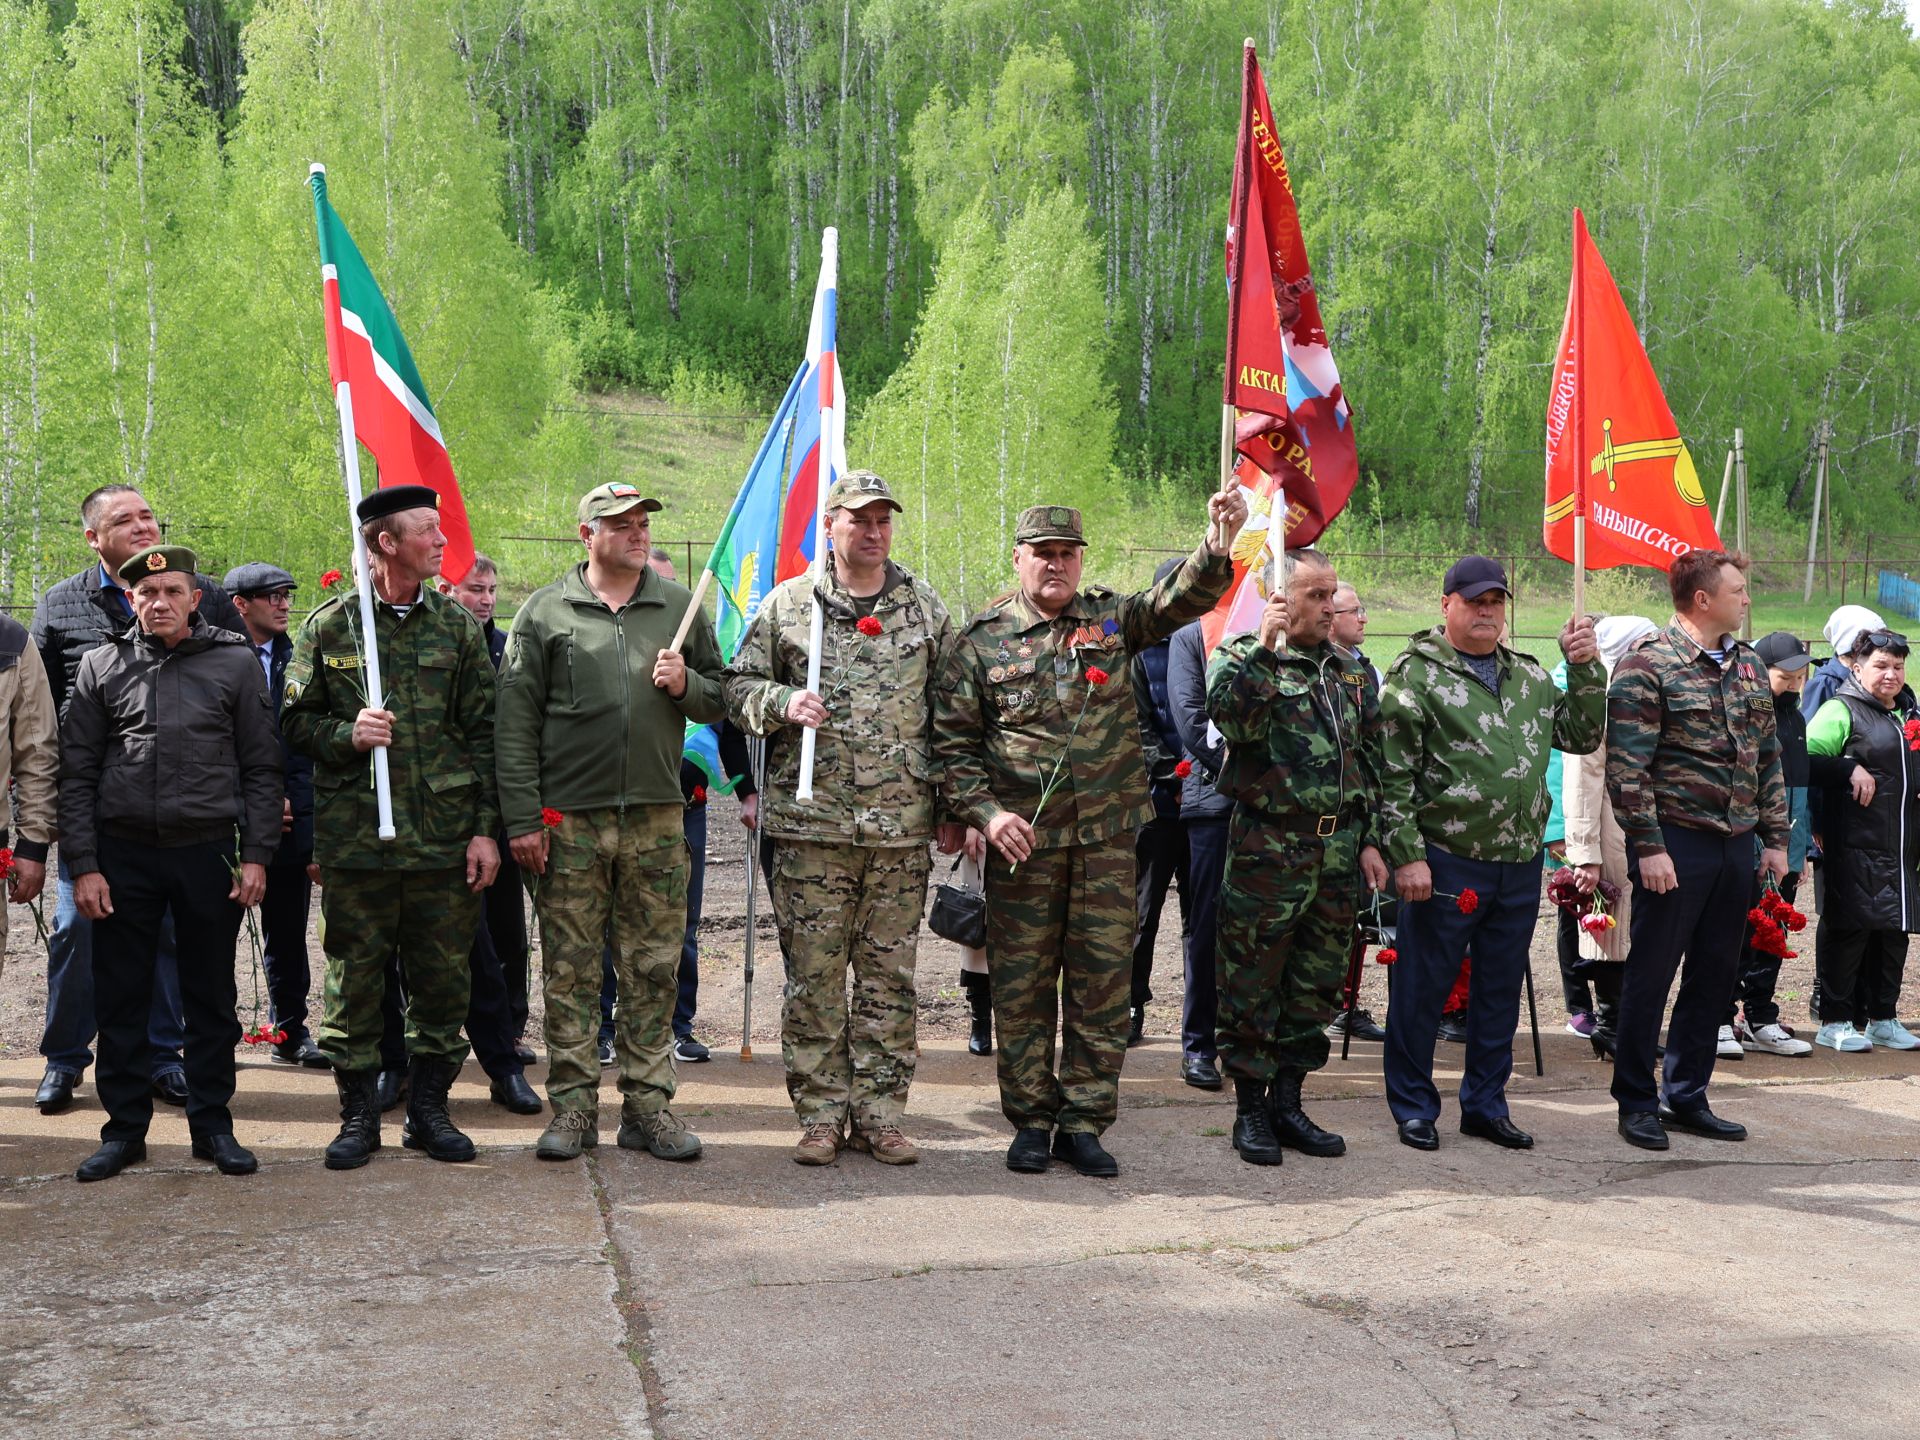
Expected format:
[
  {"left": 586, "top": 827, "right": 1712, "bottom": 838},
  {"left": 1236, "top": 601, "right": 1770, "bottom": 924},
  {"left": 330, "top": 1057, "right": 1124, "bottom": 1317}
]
[
  {"left": 667, "top": 569, "right": 713, "bottom": 654},
  {"left": 1803, "top": 424, "right": 1829, "bottom": 603},
  {"left": 1714, "top": 445, "right": 1735, "bottom": 538},
  {"left": 1570, "top": 209, "right": 1588, "bottom": 623}
]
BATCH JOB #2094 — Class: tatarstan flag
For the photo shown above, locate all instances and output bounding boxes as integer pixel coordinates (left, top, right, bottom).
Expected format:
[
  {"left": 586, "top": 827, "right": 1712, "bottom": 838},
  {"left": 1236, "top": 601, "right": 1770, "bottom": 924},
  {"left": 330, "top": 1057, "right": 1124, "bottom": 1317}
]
[{"left": 309, "top": 165, "right": 476, "bottom": 583}]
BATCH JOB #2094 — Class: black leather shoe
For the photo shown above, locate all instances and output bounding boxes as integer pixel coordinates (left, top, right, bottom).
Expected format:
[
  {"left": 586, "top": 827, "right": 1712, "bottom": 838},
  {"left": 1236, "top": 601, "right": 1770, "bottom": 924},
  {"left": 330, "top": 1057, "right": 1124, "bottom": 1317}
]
[
  {"left": 1460, "top": 1114, "right": 1534, "bottom": 1149},
  {"left": 1618, "top": 1111, "right": 1669, "bottom": 1150},
  {"left": 273, "top": 1035, "right": 331, "bottom": 1069},
  {"left": 1397, "top": 1119, "right": 1439, "bottom": 1151},
  {"left": 76, "top": 1138, "right": 146, "bottom": 1182},
  {"left": 1181, "top": 1055, "right": 1223, "bottom": 1091},
  {"left": 1435, "top": 1012, "right": 1468, "bottom": 1044},
  {"left": 1051, "top": 1130, "right": 1119, "bottom": 1177},
  {"left": 1006, "top": 1127, "right": 1052, "bottom": 1173},
  {"left": 192, "top": 1134, "right": 259, "bottom": 1175},
  {"left": 489, "top": 1072, "right": 544, "bottom": 1115},
  {"left": 1126, "top": 1007, "right": 1145, "bottom": 1047},
  {"left": 151, "top": 1069, "right": 189, "bottom": 1107},
  {"left": 512, "top": 1042, "right": 539, "bottom": 1068},
  {"left": 35, "top": 1067, "right": 79, "bottom": 1115},
  {"left": 1658, "top": 1103, "right": 1746, "bottom": 1141},
  {"left": 375, "top": 1069, "right": 408, "bottom": 1111}
]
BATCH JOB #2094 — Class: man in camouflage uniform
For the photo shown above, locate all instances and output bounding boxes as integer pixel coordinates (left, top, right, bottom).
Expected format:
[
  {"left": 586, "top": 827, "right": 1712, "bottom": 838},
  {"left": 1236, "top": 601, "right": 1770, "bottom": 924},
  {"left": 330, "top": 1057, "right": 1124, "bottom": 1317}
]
[
  {"left": 284, "top": 485, "right": 501, "bottom": 1170},
  {"left": 1606, "top": 549, "right": 1786, "bottom": 1150},
  {"left": 1377, "top": 557, "right": 1603, "bottom": 1152},
  {"left": 496, "top": 482, "right": 726, "bottom": 1163},
  {"left": 1206, "top": 549, "right": 1389, "bottom": 1167},
  {"left": 934, "top": 491, "right": 1246, "bottom": 1177},
  {"left": 725, "top": 470, "right": 959, "bottom": 1166}
]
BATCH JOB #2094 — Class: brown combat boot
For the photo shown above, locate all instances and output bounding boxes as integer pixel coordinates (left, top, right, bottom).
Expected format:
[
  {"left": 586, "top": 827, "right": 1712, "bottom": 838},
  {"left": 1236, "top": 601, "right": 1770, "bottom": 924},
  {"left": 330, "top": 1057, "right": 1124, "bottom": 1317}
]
[
  {"left": 792, "top": 1122, "right": 841, "bottom": 1165},
  {"left": 848, "top": 1123, "right": 919, "bottom": 1165}
]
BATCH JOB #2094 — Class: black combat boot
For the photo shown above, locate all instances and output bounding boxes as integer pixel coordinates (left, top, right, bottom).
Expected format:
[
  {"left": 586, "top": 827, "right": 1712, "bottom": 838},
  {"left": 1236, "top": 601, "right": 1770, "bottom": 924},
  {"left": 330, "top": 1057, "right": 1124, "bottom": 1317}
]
[
  {"left": 1231, "top": 1078, "right": 1283, "bottom": 1166},
  {"left": 962, "top": 972, "right": 994, "bottom": 1056},
  {"left": 1268, "top": 1069, "right": 1346, "bottom": 1157},
  {"left": 401, "top": 1058, "right": 477, "bottom": 1163},
  {"left": 325, "top": 1068, "right": 383, "bottom": 1171}
]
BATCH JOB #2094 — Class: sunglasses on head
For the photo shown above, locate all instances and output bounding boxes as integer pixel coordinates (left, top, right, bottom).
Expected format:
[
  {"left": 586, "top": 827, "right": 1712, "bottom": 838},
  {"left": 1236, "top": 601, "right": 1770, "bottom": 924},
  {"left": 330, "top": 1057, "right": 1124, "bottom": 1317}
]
[{"left": 1861, "top": 629, "right": 1910, "bottom": 656}]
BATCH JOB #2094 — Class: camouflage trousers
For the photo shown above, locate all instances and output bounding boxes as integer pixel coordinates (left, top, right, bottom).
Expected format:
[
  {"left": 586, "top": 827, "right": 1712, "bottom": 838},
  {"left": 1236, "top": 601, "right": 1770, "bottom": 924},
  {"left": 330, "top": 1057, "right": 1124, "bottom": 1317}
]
[
  {"left": 983, "top": 834, "right": 1134, "bottom": 1136},
  {"left": 1215, "top": 808, "right": 1362, "bottom": 1083},
  {"left": 317, "top": 866, "right": 479, "bottom": 1071},
  {"left": 535, "top": 804, "right": 687, "bottom": 1119},
  {"left": 769, "top": 839, "right": 931, "bottom": 1131}
]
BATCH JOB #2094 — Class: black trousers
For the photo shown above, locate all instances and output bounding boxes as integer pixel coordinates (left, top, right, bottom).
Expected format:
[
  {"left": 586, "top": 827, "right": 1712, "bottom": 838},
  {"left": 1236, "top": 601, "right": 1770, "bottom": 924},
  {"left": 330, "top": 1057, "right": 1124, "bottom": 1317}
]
[
  {"left": 1613, "top": 825, "right": 1750, "bottom": 1116},
  {"left": 1182, "top": 817, "right": 1227, "bottom": 1059},
  {"left": 1821, "top": 925, "right": 1911, "bottom": 1026},
  {"left": 260, "top": 852, "right": 314, "bottom": 1043},
  {"left": 92, "top": 835, "right": 243, "bottom": 1143},
  {"left": 1810, "top": 864, "right": 1908, "bottom": 1025},
  {"left": 1130, "top": 814, "right": 1191, "bottom": 1011},
  {"left": 466, "top": 846, "right": 527, "bottom": 1078},
  {"left": 1555, "top": 903, "right": 1590, "bottom": 1014}
]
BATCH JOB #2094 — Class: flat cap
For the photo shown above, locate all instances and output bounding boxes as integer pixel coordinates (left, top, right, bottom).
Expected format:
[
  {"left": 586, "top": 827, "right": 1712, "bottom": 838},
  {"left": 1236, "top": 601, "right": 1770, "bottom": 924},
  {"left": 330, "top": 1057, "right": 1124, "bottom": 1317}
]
[
  {"left": 119, "top": 544, "right": 198, "bottom": 586},
  {"left": 357, "top": 484, "right": 439, "bottom": 525},
  {"left": 1015, "top": 505, "right": 1085, "bottom": 546},
  {"left": 223, "top": 562, "right": 298, "bottom": 596},
  {"left": 825, "top": 470, "right": 902, "bottom": 513},
  {"left": 578, "top": 481, "right": 663, "bottom": 524}
]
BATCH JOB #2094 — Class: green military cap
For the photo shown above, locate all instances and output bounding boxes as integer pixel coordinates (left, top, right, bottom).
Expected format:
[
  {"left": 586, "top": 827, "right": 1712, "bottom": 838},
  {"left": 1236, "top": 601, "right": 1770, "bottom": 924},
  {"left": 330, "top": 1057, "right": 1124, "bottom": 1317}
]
[
  {"left": 825, "top": 469, "right": 902, "bottom": 513},
  {"left": 119, "top": 544, "right": 198, "bottom": 587},
  {"left": 577, "top": 481, "right": 664, "bottom": 524},
  {"left": 1014, "top": 504, "right": 1086, "bottom": 547}
]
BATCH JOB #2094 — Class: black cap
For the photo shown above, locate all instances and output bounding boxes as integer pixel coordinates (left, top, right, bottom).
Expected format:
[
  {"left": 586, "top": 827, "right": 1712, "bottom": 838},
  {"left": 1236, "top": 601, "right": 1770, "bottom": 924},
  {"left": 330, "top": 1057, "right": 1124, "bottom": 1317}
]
[
  {"left": 1442, "top": 555, "right": 1509, "bottom": 601},
  {"left": 1754, "top": 630, "right": 1812, "bottom": 671},
  {"left": 356, "top": 484, "right": 440, "bottom": 525},
  {"left": 223, "top": 562, "right": 298, "bottom": 596}
]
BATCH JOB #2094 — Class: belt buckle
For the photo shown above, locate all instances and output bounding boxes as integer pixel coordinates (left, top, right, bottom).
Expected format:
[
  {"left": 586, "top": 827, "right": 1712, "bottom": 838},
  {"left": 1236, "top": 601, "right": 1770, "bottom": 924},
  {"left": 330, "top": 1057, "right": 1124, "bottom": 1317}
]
[{"left": 1315, "top": 813, "right": 1337, "bottom": 838}]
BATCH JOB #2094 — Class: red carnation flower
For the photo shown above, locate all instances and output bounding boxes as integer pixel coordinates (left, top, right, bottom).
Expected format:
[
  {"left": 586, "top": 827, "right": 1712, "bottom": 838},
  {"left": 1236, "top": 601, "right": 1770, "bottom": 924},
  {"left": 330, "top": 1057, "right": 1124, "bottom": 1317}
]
[
  {"left": 856, "top": 615, "right": 883, "bottom": 637},
  {"left": 1747, "top": 907, "right": 1768, "bottom": 927},
  {"left": 540, "top": 808, "right": 565, "bottom": 830},
  {"left": 1786, "top": 910, "right": 1808, "bottom": 932},
  {"left": 320, "top": 568, "right": 344, "bottom": 589},
  {"left": 0, "top": 847, "right": 13, "bottom": 878},
  {"left": 1455, "top": 889, "right": 1479, "bottom": 915},
  {"left": 1905, "top": 716, "right": 1920, "bottom": 751},
  {"left": 1173, "top": 759, "right": 1193, "bottom": 779},
  {"left": 1375, "top": 946, "right": 1398, "bottom": 966},
  {"left": 1085, "top": 666, "right": 1110, "bottom": 686},
  {"left": 692, "top": 785, "right": 708, "bottom": 804}
]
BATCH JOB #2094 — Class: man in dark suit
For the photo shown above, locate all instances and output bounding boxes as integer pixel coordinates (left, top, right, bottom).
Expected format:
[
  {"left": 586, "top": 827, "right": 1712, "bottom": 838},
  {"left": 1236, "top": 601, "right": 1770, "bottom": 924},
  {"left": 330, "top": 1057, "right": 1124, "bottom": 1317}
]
[{"left": 226, "top": 563, "right": 328, "bottom": 1068}]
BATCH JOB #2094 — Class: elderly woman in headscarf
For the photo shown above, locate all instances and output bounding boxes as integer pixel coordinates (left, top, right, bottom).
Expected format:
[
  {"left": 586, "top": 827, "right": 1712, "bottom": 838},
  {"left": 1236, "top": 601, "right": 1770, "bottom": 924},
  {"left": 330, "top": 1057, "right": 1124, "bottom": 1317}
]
[{"left": 1560, "top": 616, "right": 1658, "bottom": 1058}]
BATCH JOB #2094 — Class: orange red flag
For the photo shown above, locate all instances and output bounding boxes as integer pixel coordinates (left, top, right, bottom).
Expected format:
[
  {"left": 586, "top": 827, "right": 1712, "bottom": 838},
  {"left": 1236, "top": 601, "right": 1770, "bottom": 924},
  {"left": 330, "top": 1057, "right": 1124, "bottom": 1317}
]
[{"left": 1544, "top": 209, "right": 1719, "bottom": 571}]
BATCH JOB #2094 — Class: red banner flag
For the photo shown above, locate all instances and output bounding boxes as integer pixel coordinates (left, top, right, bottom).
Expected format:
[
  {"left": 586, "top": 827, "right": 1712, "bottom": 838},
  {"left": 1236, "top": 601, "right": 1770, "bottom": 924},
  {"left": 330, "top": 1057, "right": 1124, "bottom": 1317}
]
[
  {"left": 1544, "top": 209, "right": 1718, "bottom": 571},
  {"left": 1222, "top": 41, "right": 1356, "bottom": 550}
]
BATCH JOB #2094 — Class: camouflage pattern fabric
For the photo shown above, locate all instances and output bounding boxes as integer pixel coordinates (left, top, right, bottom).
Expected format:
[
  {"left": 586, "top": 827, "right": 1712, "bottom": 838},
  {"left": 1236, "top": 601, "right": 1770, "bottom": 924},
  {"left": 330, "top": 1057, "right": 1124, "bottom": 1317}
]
[
  {"left": 725, "top": 558, "right": 953, "bottom": 845},
  {"left": 1377, "top": 628, "right": 1605, "bottom": 866},
  {"left": 769, "top": 839, "right": 931, "bottom": 1130},
  {"left": 983, "top": 835, "right": 1134, "bottom": 1135},
  {"left": 284, "top": 585, "right": 500, "bottom": 871},
  {"left": 933, "top": 546, "right": 1231, "bottom": 849},
  {"left": 1606, "top": 623, "right": 1787, "bottom": 856},
  {"left": 1206, "top": 635, "right": 1379, "bottom": 1081},
  {"left": 315, "top": 865, "right": 480, "bottom": 1071},
  {"left": 535, "top": 804, "right": 687, "bottom": 1119}
]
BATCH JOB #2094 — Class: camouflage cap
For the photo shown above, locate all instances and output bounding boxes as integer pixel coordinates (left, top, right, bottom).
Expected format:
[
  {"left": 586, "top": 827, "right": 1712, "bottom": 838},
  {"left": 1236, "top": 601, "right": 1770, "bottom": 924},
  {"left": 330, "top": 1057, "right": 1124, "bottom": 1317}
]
[
  {"left": 119, "top": 544, "right": 198, "bottom": 587},
  {"left": 825, "top": 469, "right": 902, "bottom": 513},
  {"left": 1014, "top": 505, "right": 1086, "bottom": 547},
  {"left": 577, "top": 481, "right": 663, "bottom": 524}
]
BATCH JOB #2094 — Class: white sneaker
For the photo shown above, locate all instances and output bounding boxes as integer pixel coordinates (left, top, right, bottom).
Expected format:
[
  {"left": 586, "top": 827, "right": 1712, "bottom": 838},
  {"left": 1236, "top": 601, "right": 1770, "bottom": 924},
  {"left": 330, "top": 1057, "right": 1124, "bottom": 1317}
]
[
  {"left": 1742, "top": 1022, "right": 1812, "bottom": 1057},
  {"left": 1716, "top": 1024, "right": 1744, "bottom": 1059},
  {"left": 1816, "top": 1021, "right": 1873, "bottom": 1053},
  {"left": 1865, "top": 1018, "right": 1920, "bottom": 1051}
]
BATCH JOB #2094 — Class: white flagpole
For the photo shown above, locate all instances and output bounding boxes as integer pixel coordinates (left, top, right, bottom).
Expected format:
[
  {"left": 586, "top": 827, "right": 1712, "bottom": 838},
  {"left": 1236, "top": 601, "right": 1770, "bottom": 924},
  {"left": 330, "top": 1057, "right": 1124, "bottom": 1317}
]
[
  {"left": 333, "top": 377, "right": 399, "bottom": 842},
  {"left": 794, "top": 227, "right": 839, "bottom": 804}
]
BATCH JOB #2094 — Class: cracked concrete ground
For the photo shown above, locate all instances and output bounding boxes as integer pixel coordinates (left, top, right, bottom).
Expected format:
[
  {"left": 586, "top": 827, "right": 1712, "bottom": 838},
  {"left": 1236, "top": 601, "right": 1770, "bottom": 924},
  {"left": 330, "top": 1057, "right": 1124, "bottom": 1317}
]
[{"left": 3, "top": 1036, "right": 1917, "bottom": 1440}]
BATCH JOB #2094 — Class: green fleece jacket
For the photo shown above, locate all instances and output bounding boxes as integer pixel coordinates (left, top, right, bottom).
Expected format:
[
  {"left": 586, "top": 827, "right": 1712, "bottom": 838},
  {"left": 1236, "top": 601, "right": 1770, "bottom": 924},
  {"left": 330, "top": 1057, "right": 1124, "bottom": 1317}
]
[
  {"left": 1377, "top": 627, "right": 1605, "bottom": 866},
  {"left": 495, "top": 562, "right": 724, "bottom": 836}
]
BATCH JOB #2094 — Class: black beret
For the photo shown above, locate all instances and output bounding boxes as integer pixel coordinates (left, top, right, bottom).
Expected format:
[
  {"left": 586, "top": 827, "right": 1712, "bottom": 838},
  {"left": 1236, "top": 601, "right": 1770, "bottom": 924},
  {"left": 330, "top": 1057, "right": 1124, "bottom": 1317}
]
[{"left": 356, "top": 484, "right": 440, "bottom": 525}]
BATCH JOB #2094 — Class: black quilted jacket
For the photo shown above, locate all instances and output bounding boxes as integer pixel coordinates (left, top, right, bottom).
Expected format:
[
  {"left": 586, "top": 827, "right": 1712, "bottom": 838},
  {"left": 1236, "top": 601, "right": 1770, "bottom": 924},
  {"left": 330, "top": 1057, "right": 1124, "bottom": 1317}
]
[{"left": 30, "top": 564, "right": 242, "bottom": 720}]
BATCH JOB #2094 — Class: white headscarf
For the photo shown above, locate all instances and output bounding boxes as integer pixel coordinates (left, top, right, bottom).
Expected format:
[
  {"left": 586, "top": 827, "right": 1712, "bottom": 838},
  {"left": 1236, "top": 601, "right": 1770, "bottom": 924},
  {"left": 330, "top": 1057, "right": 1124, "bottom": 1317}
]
[
  {"left": 1595, "top": 615, "right": 1658, "bottom": 674},
  {"left": 1824, "top": 604, "right": 1883, "bottom": 660}
]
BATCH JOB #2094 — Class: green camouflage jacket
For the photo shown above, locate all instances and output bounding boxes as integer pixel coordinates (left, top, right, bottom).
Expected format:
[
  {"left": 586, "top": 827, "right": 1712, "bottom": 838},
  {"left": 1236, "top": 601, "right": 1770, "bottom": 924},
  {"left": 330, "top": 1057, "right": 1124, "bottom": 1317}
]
[
  {"left": 1206, "top": 635, "right": 1381, "bottom": 845},
  {"left": 1605, "top": 622, "right": 1787, "bottom": 858},
  {"left": 724, "top": 559, "right": 954, "bottom": 845},
  {"left": 1377, "top": 627, "right": 1605, "bottom": 866},
  {"left": 933, "top": 546, "right": 1231, "bottom": 850},
  {"left": 284, "top": 585, "right": 499, "bottom": 870}
]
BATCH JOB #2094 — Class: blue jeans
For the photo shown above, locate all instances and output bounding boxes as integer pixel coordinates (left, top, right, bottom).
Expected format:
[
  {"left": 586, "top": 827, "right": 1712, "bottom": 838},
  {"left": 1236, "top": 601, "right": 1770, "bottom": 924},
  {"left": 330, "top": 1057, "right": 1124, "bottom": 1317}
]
[
  {"left": 1381, "top": 844, "right": 1544, "bottom": 1125},
  {"left": 42, "top": 850, "right": 187, "bottom": 1077},
  {"left": 601, "top": 804, "right": 705, "bottom": 1043}
]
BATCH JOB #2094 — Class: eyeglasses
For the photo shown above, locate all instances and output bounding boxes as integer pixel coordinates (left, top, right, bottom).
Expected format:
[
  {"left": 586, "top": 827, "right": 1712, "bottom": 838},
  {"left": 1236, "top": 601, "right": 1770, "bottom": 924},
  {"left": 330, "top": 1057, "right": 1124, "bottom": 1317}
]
[
  {"left": 1861, "top": 629, "right": 1910, "bottom": 656},
  {"left": 245, "top": 589, "right": 295, "bottom": 605},
  {"left": 1332, "top": 606, "right": 1367, "bottom": 618}
]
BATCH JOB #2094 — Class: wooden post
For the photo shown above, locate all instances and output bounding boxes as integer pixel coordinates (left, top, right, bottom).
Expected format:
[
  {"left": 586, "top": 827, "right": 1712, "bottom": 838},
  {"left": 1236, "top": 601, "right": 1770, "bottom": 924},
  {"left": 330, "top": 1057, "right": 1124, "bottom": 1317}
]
[
  {"left": 1714, "top": 445, "right": 1735, "bottom": 539},
  {"left": 1734, "top": 428, "right": 1751, "bottom": 641},
  {"left": 1802, "top": 426, "right": 1828, "bottom": 603},
  {"left": 1822, "top": 423, "right": 1834, "bottom": 595}
]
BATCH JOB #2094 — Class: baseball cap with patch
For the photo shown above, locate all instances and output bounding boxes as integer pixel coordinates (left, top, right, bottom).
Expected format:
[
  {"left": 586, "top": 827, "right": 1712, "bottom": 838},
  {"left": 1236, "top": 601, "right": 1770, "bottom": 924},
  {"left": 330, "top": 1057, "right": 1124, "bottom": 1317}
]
[
  {"left": 1015, "top": 505, "right": 1086, "bottom": 547},
  {"left": 578, "top": 482, "right": 663, "bottom": 524},
  {"left": 1442, "top": 554, "right": 1510, "bottom": 601},
  {"left": 1754, "top": 630, "right": 1812, "bottom": 671},
  {"left": 825, "top": 470, "right": 902, "bottom": 513},
  {"left": 119, "top": 544, "right": 198, "bottom": 587}
]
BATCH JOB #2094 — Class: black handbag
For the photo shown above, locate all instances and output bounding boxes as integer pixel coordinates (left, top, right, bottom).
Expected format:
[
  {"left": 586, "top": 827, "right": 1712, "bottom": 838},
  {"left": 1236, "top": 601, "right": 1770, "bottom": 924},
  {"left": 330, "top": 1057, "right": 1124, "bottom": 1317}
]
[{"left": 928, "top": 858, "right": 987, "bottom": 949}]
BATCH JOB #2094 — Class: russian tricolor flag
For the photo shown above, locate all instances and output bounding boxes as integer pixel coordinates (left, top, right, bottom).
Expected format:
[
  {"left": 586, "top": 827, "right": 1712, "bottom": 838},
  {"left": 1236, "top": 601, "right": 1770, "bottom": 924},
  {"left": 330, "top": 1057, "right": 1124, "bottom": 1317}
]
[{"left": 777, "top": 232, "right": 843, "bottom": 584}]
